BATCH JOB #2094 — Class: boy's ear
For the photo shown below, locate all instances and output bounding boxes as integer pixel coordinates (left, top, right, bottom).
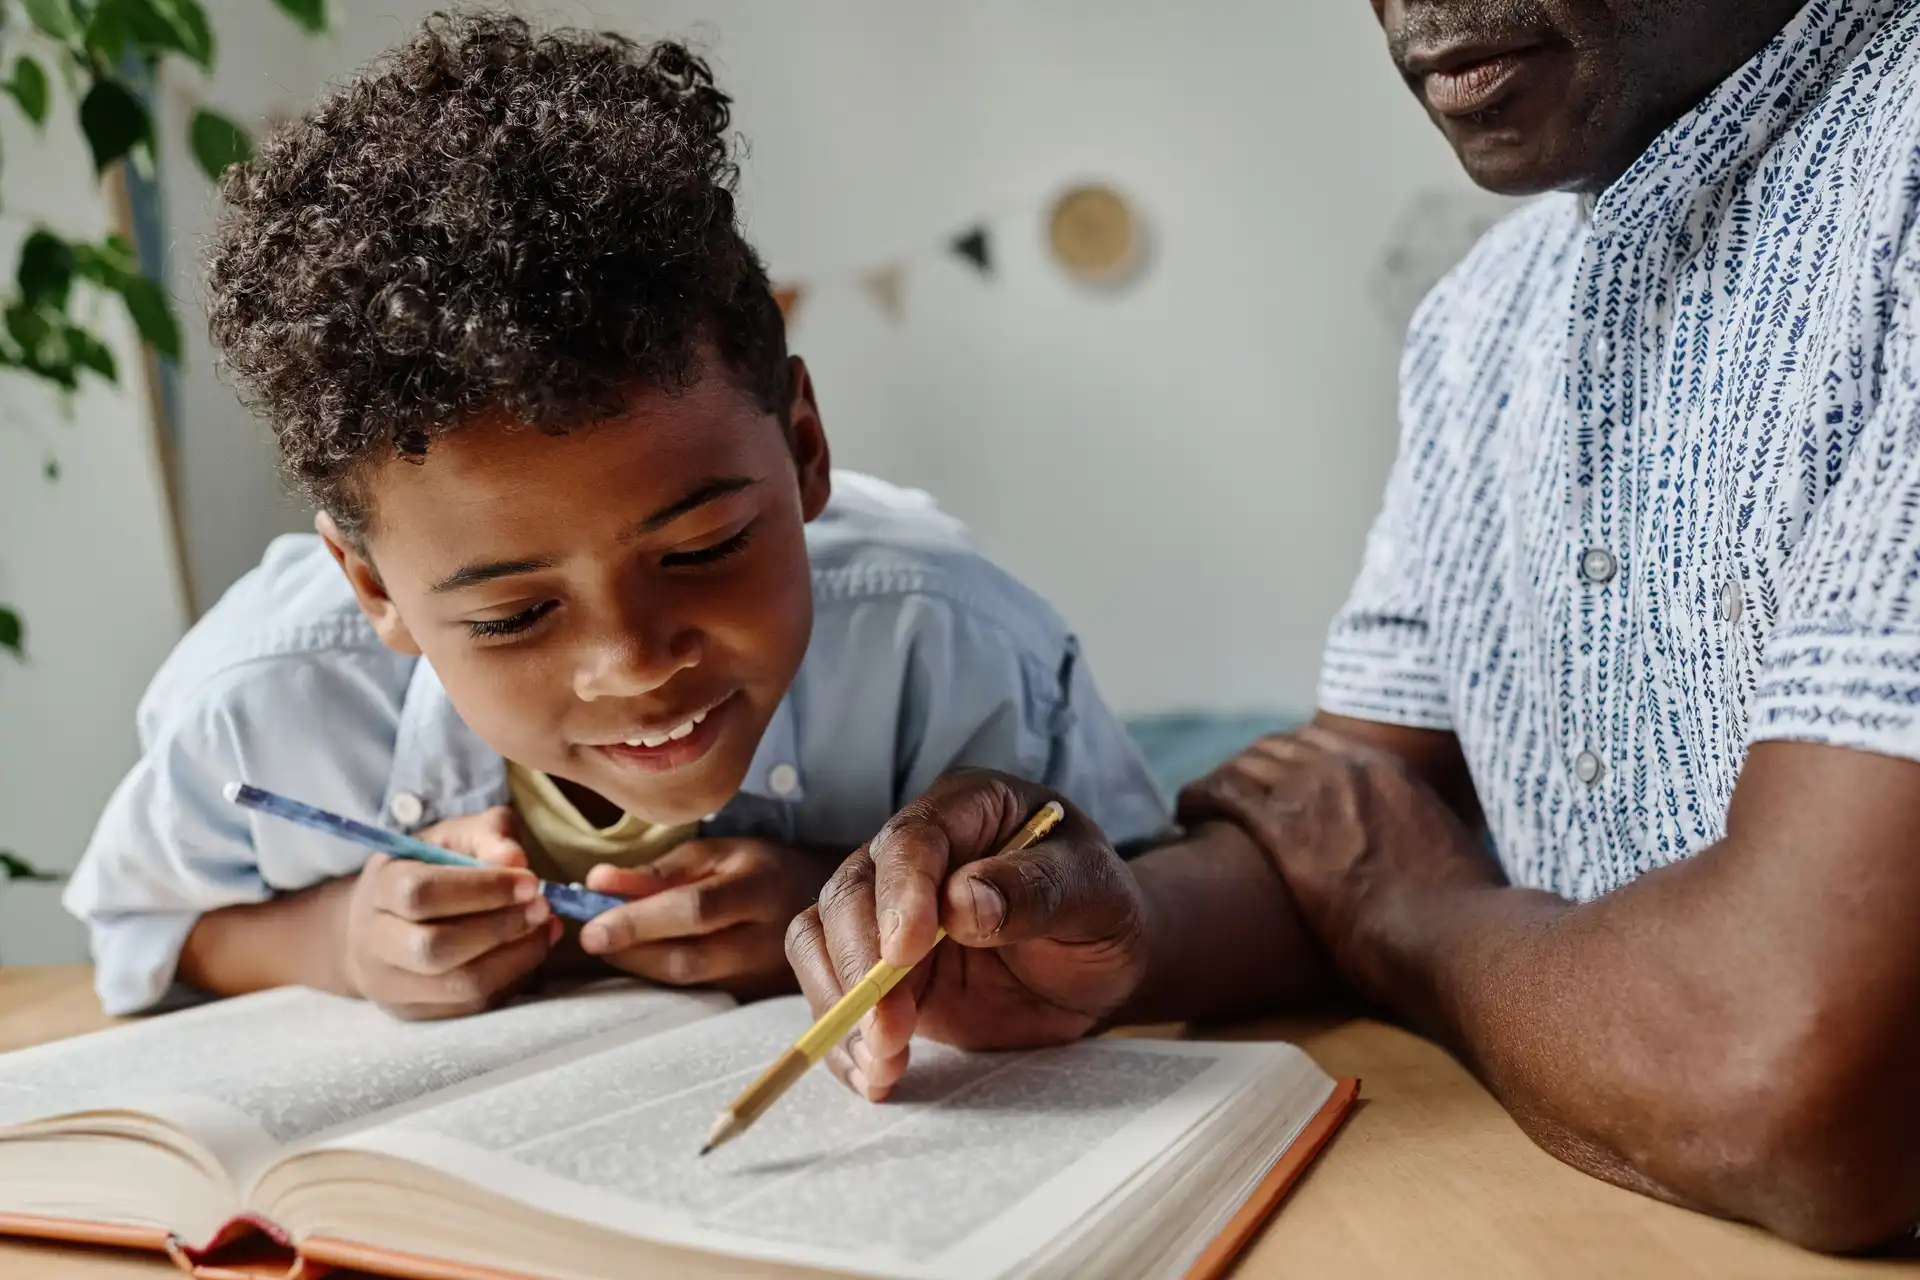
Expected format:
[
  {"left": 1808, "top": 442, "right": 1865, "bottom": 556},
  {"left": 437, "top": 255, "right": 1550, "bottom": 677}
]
[
  {"left": 785, "top": 356, "right": 832, "bottom": 522},
  {"left": 314, "top": 511, "right": 422, "bottom": 657}
]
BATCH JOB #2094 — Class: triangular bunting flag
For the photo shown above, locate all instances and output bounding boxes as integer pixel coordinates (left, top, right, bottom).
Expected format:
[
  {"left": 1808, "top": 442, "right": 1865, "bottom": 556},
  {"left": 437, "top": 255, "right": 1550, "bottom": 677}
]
[
  {"left": 773, "top": 284, "right": 805, "bottom": 326},
  {"left": 858, "top": 263, "right": 907, "bottom": 323},
  {"left": 950, "top": 225, "right": 991, "bottom": 275}
]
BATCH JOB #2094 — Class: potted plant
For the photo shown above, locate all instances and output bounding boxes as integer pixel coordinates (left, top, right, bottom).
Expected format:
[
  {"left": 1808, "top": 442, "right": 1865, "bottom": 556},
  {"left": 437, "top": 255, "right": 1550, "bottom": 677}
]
[{"left": 1, "top": 0, "right": 323, "bottom": 958}]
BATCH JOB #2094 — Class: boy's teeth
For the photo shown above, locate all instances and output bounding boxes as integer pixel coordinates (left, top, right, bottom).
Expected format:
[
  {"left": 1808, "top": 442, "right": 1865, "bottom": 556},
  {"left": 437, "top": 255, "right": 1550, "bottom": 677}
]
[{"left": 624, "top": 712, "right": 706, "bottom": 749}]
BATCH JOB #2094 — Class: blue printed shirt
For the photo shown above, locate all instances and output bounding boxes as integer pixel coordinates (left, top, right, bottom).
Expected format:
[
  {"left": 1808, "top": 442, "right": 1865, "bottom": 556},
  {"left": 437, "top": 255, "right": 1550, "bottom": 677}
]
[
  {"left": 1320, "top": 0, "right": 1920, "bottom": 899},
  {"left": 66, "top": 472, "right": 1169, "bottom": 1014}
]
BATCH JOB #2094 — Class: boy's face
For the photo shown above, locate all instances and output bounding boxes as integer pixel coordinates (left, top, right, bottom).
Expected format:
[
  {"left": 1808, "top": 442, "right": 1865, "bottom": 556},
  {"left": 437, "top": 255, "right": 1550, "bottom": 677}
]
[{"left": 324, "top": 358, "right": 831, "bottom": 827}]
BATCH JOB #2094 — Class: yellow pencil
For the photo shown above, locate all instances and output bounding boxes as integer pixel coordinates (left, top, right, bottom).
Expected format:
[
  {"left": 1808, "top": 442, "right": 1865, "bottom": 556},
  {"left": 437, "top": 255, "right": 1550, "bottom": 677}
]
[{"left": 700, "top": 800, "right": 1066, "bottom": 1155}]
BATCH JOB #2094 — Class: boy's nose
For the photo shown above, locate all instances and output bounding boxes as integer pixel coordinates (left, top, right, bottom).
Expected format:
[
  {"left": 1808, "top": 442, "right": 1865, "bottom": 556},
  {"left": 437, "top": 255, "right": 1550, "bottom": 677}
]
[{"left": 573, "top": 624, "right": 702, "bottom": 700}]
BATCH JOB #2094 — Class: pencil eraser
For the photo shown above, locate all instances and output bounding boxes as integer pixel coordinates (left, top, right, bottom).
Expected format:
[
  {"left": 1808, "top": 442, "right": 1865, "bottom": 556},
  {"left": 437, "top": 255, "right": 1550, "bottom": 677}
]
[{"left": 222, "top": 781, "right": 242, "bottom": 804}]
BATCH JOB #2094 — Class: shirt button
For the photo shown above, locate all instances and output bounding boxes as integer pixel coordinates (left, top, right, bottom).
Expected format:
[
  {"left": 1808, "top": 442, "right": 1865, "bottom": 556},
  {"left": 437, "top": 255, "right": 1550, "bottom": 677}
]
[
  {"left": 388, "top": 792, "right": 425, "bottom": 827},
  {"left": 1579, "top": 547, "right": 1618, "bottom": 584},
  {"left": 767, "top": 763, "right": 800, "bottom": 798},
  {"left": 1718, "top": 581, "right": 1743, "bottom": 623},
  {"left": 1574, "top": 751, "right": 1606, "bottom": 786}
]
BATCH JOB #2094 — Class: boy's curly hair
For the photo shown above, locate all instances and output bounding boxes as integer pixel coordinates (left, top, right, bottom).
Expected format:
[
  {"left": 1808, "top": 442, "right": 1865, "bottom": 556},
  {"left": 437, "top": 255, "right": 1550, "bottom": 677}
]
[{"left": 206, "top": 10, "right": 788, "bottom": 538}]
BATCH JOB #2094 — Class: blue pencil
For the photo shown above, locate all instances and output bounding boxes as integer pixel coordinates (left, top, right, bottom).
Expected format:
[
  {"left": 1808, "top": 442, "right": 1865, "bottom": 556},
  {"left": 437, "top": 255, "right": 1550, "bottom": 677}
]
[{"left": 222, "top": 781, "right": 625, "bottom": 924}]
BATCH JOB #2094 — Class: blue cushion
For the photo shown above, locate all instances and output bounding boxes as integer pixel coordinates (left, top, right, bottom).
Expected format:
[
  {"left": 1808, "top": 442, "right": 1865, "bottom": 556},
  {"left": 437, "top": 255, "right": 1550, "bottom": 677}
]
[{"left": 1123, "top": 711, "right": 1306, "bottom": 798}]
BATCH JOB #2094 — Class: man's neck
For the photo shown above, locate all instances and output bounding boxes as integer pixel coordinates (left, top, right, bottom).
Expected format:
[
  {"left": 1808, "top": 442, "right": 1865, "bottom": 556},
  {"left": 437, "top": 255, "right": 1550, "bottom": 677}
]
[{"left": 1577, "top": 0, "right": 1812, "bottom": 195}]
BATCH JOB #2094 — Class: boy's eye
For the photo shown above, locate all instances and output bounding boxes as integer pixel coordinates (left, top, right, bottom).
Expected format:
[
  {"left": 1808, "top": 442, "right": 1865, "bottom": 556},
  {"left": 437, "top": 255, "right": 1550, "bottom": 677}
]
[
  {"left": 662, "top": 522, "right": 755, "bottom": 569},
  {"left": 466, "top": 600, "right": 557, "bottom": 639}
]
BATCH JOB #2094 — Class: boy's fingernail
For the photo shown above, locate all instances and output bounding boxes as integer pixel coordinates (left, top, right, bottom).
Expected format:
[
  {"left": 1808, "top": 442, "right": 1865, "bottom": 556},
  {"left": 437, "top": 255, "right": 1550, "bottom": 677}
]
[
  {"left": 969, "top": 877, "right": 1007, "bottom": 936},
  {"left": 512, "top": 877, "right": 537, "bottom": 903},
  {"left": 580, "top": 925, "right": 605, "bottom": 953},
  {"left": 848, "top": 1068, "right": 871, "bottom": 1098},
  {"left": 525, "top": 898, "right": 550, "bottom": 927},
  {"left": 880, "top": 909, "right": 902, "bottom": 945},
  {"left": 850, "top": 1036, "right": 874, "bottom": 1076}
]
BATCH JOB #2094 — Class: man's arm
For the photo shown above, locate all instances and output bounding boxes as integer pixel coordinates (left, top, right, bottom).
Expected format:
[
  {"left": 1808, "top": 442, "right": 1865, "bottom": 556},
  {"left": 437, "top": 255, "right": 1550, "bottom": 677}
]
[{"left": 1188, "top": 714, "right": 1920, "bottom": 1252}]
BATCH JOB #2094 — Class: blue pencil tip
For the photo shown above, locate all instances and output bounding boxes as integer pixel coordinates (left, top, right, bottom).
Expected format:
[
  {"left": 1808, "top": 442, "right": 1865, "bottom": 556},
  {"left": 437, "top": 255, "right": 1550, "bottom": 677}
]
[{"left": 222, "top": 781, "right": 243, "bottom": 804}]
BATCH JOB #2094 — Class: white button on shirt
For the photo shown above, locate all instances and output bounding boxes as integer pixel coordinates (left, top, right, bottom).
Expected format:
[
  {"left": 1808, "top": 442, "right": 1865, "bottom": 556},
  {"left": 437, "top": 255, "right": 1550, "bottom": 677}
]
[
  {"left": 766, "top": 763, "right": 800, "bottom": 798},
  {"left": 1319, "top": 0, "right": 1920, "bottom": 901},
  {"left": 388, "top": 792, "right": 425, "bottom": 828}
]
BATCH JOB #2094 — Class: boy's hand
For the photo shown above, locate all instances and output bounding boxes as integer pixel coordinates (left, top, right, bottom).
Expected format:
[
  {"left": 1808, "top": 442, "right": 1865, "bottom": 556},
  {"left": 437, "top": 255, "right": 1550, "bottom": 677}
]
[
  {"left": 343, "top": 806, "right": 562, "bottom": 1020},
  {"left": 784, "top": 770, "right": 1150, "bottom": 1101},
  {"left": 577, "top": 838, "right": 836, "bottom": 998}
]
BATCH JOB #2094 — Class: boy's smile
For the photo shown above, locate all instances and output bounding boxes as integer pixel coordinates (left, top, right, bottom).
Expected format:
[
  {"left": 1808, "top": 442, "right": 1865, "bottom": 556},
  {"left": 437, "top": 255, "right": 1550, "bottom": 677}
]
[{"left": 323, "top": 356, "right": 832, "bottom": 827}]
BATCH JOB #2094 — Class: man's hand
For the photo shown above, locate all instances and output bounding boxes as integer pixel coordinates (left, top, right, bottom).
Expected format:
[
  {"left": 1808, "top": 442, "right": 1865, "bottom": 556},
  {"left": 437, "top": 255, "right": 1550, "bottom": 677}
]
[
  {"left": 577, "top": 838, "right": 836, "bottom": 999},
  {"left": 1175, "top": 722, "right": 1501, "bottom": 1003},
  {"left": 343, "top": 806, "right": 561, "bottom": 1020},
  {"left": 784, "top": 769, "right": 1150, "bottom": 1101}
]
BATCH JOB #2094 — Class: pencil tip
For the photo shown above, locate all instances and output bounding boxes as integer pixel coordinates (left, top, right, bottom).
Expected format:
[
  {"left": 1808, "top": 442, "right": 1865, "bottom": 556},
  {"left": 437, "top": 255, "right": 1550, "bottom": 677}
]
[{"left": 698, "top": 1143, "right": 712, "bottom": 1157}]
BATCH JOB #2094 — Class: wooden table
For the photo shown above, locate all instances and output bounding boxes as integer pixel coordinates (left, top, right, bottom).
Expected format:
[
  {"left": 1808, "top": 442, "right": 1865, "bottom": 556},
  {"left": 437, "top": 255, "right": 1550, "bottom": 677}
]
[{"left": 1, "top": 965, "right": 1914, "bottom": 1279}]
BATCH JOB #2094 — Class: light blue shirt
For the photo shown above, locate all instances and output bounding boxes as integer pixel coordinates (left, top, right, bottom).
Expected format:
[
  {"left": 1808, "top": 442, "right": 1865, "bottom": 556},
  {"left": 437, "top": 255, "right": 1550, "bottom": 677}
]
[
  {"left": 66, "top": 472, "right": 1169, "bottom": 1014},
  {"left": 1321, "top": 0, "right": 1920, "bottom": 899}
]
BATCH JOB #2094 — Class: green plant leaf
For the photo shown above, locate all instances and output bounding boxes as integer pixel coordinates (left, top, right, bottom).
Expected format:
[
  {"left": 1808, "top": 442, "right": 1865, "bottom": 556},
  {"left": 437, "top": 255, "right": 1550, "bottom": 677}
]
[
  {"left": 79, "top": 77, "right": 151, "bottom": 172},
  {"left": 5, "top": 55, "right": 50, "bottom": 127},
  {"left": 16, "top": 230, "right": 74, "bottom": 308},
  {"left": 83, "top": 0, "right": 132, "bottom": 64},
  {"left": 74, "top": 234, "right": 137, "bottom": 287},
  {"left": 112, "top": 0, "right": 214, "bottom": 69},
  {"left": 271, "top": 0, "right": 324, "bottom": 35},
  {"left": 117, "top": 272, "right": 180, "bottom": 360},
  {"left": 0, "top": 608, "right": 22, "bottom": 659},
  {"left": 0, "top": 853, "right": 61, "bottom": 882},
  {"left": 155, "top": 0, "right": 214, "bottom": 67},
  {"left": 189, "top": 107, "right": 251, "bottom": 181},
  {"left": 66, "top": 325, "right": 116, "bottom": 381},
  {"left": 22, "top": 0, "right": 79, "bottom": 44},
  {"left": 4, "top": 303, "right": 78, "bottom": 389}
]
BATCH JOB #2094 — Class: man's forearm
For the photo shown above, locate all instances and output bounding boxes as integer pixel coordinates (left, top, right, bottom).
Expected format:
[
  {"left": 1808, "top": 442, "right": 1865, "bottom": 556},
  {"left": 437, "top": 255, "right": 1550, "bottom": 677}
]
[
  {"left": 1362, "top": 842, "right": 1920, "bottom": 1251},
  {"left": 178, "top": 878, "right": 359, "bottom": 999},
  {"left": 1118, "top": 820, "right": 1335, "bottom": 1025}
]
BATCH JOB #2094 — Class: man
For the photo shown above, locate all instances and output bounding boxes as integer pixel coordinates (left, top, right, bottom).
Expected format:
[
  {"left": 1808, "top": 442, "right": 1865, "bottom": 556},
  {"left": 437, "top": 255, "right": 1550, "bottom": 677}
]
[{"left": 786, "top": 0, "right": 1920, "bottom": 1253}]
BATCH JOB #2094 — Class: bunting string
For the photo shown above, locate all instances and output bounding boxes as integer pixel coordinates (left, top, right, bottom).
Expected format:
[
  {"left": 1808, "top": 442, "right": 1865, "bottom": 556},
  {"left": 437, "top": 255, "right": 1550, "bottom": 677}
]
[{"left": 771, "top": 180, "right": 1143, "bottom": 331}]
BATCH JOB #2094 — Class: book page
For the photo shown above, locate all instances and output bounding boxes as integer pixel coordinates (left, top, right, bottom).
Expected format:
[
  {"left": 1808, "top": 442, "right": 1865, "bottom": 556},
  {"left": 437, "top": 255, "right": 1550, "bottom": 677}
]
[
  {"left": 0, "top": 983, "right": 727, "bottom": 1182},
  {"left": 323, "top": 998, "right": 1283, "bottom": 1280}
]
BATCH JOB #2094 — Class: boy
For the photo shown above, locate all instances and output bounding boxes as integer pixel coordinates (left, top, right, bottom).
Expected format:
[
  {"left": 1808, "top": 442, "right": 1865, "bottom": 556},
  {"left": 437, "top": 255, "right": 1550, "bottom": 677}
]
[{"left": 64, "top": 12, "right": 1167, "bottom": 1019}]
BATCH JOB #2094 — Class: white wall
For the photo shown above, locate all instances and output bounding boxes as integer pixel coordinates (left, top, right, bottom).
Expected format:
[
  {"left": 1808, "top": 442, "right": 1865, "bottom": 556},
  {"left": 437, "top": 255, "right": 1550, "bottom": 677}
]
[
  {"left": 0, "top": 65, "right": 193, "bottom": 961},
  {"left": 162, "top": 0, "right": 1504, "bottom": 714}
]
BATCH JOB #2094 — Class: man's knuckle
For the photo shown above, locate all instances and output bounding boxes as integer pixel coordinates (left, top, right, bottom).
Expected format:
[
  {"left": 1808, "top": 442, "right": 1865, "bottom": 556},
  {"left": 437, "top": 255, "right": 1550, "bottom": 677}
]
[
  {"left": 784, "top": 908, "right": 820, "bottom": 960},
  {"left": 819, "top": 860, "right": 874, "bottom": 916},
  {"left": 1015, "top": 855, "right": 1070, "bottom": 915}
]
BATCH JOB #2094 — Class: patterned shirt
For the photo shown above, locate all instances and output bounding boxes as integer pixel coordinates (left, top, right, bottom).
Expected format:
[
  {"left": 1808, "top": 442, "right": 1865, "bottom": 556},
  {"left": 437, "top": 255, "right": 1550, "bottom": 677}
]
[{"left": 1320, "top": 0, "right": 1920, "bottom": 900}]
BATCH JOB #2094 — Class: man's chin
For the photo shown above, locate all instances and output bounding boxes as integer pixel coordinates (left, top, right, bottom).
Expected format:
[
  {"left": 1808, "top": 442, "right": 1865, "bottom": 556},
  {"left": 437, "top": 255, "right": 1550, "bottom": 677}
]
[{"left": 1447, "top": 130, "right": 1586, "bottom": 197}]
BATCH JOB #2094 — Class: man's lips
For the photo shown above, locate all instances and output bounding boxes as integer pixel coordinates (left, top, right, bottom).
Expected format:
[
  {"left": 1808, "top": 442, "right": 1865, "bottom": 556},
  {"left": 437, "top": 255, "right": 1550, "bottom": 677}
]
[{"left": 1402, "top": 38, "right": 1546, "bottom": 119}]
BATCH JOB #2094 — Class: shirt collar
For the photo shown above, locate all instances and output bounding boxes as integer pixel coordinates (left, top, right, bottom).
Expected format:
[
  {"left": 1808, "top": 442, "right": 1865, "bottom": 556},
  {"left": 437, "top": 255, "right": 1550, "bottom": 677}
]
[
  {"left": 736, "top": 688, "right": 805, "bottom": 803},
  {"left": 383, "top": 658, "right": 508, "bottom": 829},
  {"left": 1592, "top": 0, "right": 1902, "bottom": 237}
]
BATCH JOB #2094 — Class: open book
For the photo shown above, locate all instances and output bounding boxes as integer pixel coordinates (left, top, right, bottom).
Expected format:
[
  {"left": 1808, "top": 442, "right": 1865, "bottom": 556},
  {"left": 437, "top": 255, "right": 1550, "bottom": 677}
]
[{"left": 0, "top": 982, "right": 1355, "bottom": 1280}]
